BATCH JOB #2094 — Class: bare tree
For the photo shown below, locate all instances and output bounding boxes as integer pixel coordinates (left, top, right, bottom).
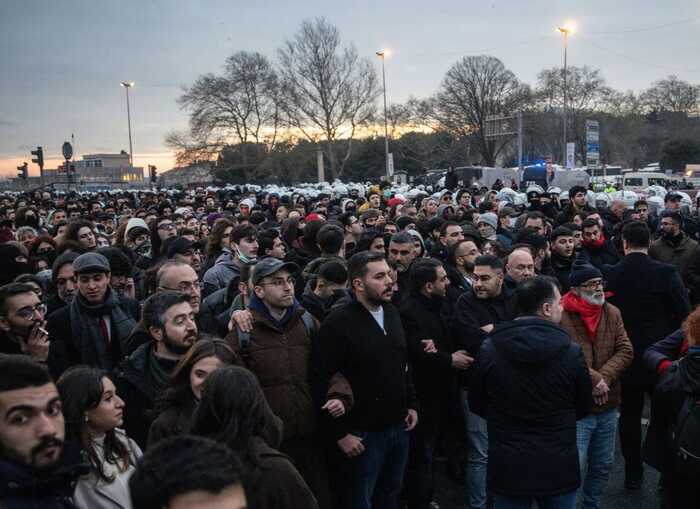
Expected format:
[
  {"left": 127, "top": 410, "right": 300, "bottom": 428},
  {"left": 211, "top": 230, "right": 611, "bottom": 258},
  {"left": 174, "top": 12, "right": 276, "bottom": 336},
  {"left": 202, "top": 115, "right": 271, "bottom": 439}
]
[
  {"left": 641, "top": 75, "right": 699, "bottom": 115},
  {"left": 430, "top": 55, "right": 530, "bottom": 166},
  {"left": 277, "top": 17, "right": 379, "bottom": 179},
  {"left": 166, "top": 51, "right": 280, "bottom": 177}
]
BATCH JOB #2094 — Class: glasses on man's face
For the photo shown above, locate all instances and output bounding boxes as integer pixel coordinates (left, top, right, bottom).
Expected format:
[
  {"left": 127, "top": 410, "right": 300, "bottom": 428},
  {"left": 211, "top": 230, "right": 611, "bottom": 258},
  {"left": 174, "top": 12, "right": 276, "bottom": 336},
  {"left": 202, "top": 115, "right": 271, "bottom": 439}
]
[
  {"left": 580, "top": 279, "right": 604, "bottom": 290},
  {"left": 14, "top": 303, "right": 47, "bottom": 321},
  {"left": 160, "top": 281, "right": 202, "bottom": 294},
  {"left": 158, "top": 223, "right": 175, "bottom": 231},
  {"left": 260, "top": 276, "right": 295, "bottom": 289}
]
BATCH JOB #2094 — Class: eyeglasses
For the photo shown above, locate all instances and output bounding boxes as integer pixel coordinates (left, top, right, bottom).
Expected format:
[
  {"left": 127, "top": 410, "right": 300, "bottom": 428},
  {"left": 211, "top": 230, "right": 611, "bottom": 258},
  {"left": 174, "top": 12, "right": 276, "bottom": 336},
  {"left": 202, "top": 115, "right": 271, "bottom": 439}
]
[
  {"left": 259, "top": 276, "right": 295, "bottom": 288},
  {"left": 579, "top": 279, "right": 604, "bottom": 290},
  {"left": 160, "top": 281, "right": 202, "bottom": 294},
  {"left": 158, "top": 223, "right": 175, "bottom": 230},
  {"left": 13, "top": 303, "right": 47, "bottom": 321}
]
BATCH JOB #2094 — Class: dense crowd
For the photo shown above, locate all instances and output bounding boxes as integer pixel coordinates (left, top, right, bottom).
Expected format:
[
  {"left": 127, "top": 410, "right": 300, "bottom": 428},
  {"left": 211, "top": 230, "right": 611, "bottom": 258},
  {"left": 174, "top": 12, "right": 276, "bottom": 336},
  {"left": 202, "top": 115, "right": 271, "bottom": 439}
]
[{"left": 0, "top": 176, "right": 699, "bottom": 509}]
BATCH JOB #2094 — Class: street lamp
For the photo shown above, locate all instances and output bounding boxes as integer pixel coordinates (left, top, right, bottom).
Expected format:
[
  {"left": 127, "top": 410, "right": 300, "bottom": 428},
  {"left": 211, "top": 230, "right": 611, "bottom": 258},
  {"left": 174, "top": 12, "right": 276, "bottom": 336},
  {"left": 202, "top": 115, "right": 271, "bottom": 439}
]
[
  {"left": 120, "top": 81, "right": 135, "bottom": 167},
  {"left": 376, "top": 50, "right": 391, "bottom": 179},
  {"left": 557, "top": 24, "right": 574, "bottom": 166}
]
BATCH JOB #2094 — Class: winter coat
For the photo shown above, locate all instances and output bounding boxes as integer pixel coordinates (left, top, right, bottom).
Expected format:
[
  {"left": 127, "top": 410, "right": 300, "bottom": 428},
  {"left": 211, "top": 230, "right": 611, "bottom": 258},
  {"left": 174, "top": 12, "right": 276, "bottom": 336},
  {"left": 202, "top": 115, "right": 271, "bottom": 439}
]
[
  {"left": 643, "top": 328, "right": 686, "bottom": 375},
  {"left": 579, "top": 239, "right": 620, "bottom": 269},
  {"left": 202, "top": 249, "right": 241, "bottom": 297},
  {"left": 560, "top": 302, "right": 634, "bottom": 412},
  {"left": 468, "top": 317, "right": 593, "bottom": 497},
  {"left": 649, "top": 233, "right": 700, "bottom": 289},
  {"left": 642, "top": 348, "right": 700, "bottom": 473},
  {"left": 603, "top": 252, "right": 690, "bottom": 387},
  {"left": 0, "top": 444, "right": 87, "bottom": 509},
  {"left": 550, "top": 252, "right": 574, "bottom": 293}
]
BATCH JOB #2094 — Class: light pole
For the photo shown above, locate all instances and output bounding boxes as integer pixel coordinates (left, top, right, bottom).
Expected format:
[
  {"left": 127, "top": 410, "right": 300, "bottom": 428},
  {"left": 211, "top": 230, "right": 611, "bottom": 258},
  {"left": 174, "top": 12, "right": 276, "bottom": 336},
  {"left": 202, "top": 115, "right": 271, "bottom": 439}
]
[
  {"left": 557, "top": 25, "right": 574, "bottom": 166},
  {"left": 120, "top": 81, "right": 135, "bottom": 167},
  {"left": 376, "top": 50, "right": 390, "bottom": 179}
]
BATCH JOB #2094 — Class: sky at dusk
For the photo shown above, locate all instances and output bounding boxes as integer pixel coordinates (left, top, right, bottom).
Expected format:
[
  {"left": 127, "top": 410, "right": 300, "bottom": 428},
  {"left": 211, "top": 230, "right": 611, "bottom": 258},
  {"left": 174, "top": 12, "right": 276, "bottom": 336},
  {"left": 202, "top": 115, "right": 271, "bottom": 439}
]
[{"left": 2, "top": 0, "right": 699, "bottom": 177}]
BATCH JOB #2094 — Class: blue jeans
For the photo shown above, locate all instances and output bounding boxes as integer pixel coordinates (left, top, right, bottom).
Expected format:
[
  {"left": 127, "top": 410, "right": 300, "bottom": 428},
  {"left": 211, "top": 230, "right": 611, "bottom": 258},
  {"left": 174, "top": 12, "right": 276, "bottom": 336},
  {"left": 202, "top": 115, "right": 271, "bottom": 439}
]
[
  {"left": 493, "top": 490, "right": 577, "bottom": 509},
  {"left": 338, "top": 422, "right": 409, "bottom": 509},
  {"left": 576, "top": 408, "right": 618, "bottom": 509},
  {"left": 464, "top": 392, "right": 488, "bottom": 509}
]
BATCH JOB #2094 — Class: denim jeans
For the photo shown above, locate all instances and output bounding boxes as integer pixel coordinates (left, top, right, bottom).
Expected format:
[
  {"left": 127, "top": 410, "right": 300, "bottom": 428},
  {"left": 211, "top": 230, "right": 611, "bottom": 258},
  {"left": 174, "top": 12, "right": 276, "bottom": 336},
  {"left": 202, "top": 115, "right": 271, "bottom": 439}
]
[
  {"left": 493, "top": 490, "right": 577, "bottom": 509},
  {"left": 576, "top": 408, "right": 618, "bottom": 509},
  {"left": 338, "top": 422, "right": 409, "bottom": 509},
  {"left": 463, "top": 392, "right": 488, "bottom": 509}
]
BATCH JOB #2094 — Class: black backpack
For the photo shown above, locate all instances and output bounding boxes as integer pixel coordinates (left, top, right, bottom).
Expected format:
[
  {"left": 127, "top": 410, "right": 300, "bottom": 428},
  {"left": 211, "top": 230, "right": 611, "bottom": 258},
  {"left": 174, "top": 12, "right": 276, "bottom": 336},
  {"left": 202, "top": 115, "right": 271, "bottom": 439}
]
[
  {"left": 236, "top": 311, "right": 317, "bottom": 361},
  {"left": 672, "top": 391, "right": 700, "bottom": 476}
]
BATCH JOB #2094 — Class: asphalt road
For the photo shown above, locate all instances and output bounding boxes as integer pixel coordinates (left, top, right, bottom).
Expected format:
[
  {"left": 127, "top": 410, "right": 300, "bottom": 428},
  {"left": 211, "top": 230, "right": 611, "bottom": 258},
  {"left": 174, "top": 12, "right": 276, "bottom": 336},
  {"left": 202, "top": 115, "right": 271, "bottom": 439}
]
[{"left": 432, "top": 417, "right": 661, "bottom": 509}]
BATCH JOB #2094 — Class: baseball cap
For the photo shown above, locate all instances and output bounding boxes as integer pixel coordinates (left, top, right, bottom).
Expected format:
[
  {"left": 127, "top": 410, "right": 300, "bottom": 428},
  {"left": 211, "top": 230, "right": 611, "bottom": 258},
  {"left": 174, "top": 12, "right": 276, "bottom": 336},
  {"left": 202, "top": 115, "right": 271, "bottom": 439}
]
[
  {"left": 73, "top": 253, "right": 111, "bottom": 274},
  {"left": 167, "top": 237, "right": 201, "bottom": 259},
  {"left": 252, "top": 258, "right": 299, "bottom": 286}
]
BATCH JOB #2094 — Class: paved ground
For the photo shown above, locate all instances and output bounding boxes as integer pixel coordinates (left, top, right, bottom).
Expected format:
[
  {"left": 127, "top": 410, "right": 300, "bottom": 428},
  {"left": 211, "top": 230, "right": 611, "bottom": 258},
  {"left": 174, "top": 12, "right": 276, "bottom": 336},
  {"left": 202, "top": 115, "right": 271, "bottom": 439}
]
[{"left": 432, "top": 417, "right": 660, "bottom": 509}]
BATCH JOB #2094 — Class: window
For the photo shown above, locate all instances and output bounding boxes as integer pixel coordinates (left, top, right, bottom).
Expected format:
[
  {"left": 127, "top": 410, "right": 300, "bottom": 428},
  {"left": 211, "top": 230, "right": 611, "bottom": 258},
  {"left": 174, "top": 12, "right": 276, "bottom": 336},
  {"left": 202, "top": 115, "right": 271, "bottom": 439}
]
[{"left": 624, "top": 178, "right": 642, "bottom": 186}]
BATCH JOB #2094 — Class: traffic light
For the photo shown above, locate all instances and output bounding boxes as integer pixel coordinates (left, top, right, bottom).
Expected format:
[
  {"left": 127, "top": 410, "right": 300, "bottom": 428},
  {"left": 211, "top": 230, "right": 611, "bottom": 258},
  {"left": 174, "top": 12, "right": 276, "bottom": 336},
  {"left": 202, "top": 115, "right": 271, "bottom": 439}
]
[
  {"left": 17, "top": 162, "right": 28, "bottom": 180},
  {"left": 31, "top": 146, "right": 44, "bottom": 168}
]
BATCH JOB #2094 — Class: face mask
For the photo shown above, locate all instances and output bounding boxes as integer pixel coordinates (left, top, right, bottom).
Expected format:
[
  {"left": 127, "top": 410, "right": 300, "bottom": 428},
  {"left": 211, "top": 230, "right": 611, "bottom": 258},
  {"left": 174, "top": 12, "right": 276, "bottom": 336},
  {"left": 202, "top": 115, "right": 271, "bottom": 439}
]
[
  {"left": 237, "top": 248, "right": 257, "bottom": 266},
  {"left": 135, "top": 240, "right": 152, "bottom": 258},
  {"left": 508, "top": 217, "right": 518, "bottom": 228}
]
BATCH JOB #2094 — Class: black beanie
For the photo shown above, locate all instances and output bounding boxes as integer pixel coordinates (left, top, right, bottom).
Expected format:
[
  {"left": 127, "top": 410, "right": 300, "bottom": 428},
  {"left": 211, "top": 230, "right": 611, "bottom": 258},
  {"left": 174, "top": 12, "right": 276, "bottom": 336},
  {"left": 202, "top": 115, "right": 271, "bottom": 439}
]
[{"left": 569, "top": 258, "right": 602, "bottom": 287}]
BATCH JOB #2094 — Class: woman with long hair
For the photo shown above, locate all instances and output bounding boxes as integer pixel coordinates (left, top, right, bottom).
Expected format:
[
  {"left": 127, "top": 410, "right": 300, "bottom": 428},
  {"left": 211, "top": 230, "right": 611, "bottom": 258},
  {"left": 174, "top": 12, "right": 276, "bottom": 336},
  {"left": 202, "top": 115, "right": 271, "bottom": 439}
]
[
  {"left": 147, "top": 339, "right": 236, "bottom": 447},
  {"left": 204, "top": 217, "right": 235, "bottom": 273},
  {"left": 57, "top": 366, "right": 141, "bottom": 509},
  {"left": 190, "top": 366, "right": 318, "bottom": 509}
]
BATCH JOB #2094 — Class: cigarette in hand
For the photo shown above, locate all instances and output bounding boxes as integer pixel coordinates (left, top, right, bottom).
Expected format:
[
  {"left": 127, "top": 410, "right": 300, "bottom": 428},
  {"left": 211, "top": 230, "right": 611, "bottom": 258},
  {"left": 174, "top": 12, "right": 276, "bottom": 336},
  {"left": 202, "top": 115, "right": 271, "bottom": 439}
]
[{"left": 38, "top": 327, "right": 49, "bottom": 335}]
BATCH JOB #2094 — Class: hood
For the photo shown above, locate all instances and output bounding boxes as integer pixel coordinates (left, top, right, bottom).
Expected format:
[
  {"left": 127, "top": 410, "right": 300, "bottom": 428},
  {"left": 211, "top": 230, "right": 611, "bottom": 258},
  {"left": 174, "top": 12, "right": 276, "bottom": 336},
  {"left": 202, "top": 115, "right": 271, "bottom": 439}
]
[{"left": 489, "top": 316, "right": 571, "bottom": 366}]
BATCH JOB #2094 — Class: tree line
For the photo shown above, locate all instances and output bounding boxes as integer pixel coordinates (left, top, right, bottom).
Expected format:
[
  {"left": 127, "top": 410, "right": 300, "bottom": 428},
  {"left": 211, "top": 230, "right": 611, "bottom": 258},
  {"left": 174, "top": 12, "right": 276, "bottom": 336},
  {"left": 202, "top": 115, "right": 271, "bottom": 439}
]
[{"left": 165, "top": 17, "right": 700, "bottom": 184}]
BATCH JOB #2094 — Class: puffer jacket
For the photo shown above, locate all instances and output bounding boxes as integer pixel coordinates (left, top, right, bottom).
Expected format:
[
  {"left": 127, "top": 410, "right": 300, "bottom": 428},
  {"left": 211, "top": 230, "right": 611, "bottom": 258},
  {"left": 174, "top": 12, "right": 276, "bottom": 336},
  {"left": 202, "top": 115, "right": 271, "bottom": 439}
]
[
  {"left": 226, "top": 302, "right": 353, "bottom": 441},
  {"left": 560, "top": 302, "right": 634, "bottom": 413}
]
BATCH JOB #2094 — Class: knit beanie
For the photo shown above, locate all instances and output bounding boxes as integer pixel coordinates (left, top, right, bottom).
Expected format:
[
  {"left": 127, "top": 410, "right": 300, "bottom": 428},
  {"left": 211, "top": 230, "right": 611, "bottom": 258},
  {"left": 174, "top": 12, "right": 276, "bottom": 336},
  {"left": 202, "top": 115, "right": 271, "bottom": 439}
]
[
  {"left": 477, "top": 212, "right": 498, "bottom": 230},
  {"left": 569, "top": 258, "right": 602, "bottom": 287}
]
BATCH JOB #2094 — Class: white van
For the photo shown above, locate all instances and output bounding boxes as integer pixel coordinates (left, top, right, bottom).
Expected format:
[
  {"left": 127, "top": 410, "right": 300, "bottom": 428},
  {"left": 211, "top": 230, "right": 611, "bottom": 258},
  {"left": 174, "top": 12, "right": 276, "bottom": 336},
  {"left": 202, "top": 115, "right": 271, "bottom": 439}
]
[{"left": 622, "top": 172, "right": 668, "bottom": 192}]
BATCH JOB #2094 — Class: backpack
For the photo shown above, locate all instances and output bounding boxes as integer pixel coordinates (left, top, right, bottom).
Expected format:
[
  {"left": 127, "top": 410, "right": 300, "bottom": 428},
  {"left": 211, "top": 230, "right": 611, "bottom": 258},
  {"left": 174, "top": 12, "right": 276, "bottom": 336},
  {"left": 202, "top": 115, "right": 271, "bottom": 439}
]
[
  {"left": 672, "top": 392, "right": 700, "bottom": 476},
  {"left": 237, "top": 311, "right": 317, "bottom": 361}
]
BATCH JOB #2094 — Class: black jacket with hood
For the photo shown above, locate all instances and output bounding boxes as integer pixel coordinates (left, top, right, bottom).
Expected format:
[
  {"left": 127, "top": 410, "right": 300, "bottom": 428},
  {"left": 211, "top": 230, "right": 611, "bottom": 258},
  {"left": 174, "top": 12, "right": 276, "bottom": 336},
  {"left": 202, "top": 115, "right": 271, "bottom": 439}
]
[{"left": 468, "top": 316, "right": 593, "bottom": 497}]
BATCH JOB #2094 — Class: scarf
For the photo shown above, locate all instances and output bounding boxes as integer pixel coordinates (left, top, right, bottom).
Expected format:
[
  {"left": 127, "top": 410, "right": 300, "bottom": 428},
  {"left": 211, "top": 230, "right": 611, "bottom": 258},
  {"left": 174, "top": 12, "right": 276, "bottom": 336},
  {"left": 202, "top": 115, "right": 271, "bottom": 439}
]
[
  {"left": 582, "top": 232, "right": 606, "bottom": 251},
  {"left": 561, "top": 290, "right": 605, "bottom": 342},
  {"left": 249, "top": 293, "right": 299, "bottom": 331},
  {"left": 69, "top": 288, "right": 136, "bottom": 370}
]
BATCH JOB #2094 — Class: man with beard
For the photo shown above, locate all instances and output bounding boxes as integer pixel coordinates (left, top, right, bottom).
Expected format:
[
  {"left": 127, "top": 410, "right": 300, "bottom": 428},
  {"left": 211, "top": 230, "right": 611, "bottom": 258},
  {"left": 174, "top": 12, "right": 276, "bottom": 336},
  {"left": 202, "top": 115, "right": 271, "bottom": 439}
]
[
  {"left": 388, "top": 232, "right": 417, "bottom": 304},
  {"left": 504, "top": 248, "right": 536, "bottom": 290},
  {"left": 452, "top": 255, "right": 517, "bottom": 509},
  {"left": 580, "top": 219, "right": 620, "bottom": 269},
  {"left": 46, "top": 253, "right": 78, "bottom": 315},
  {"left": 446, "top": 239, "right": 481, "bottom": 299},
  {"left": 560, "top": 261, "right": 633, "bottom": 508},
  {"left": 47, "top": 253, "right": 139, "bottom": 377},
  {"left": 0, "top": 355, "right": 87, "bottom": 508},
  {"left": 0, "top": 283, "right": 50, "bottom": 362},
  {"left": 556, "top": 186, "right": 595, "bottom": 226},
  {"left": 550, "top": 227, "right": 576, "bottom": 293},
  {"left": 313, "top": 252, "right": 418, "bottom": 509},
  {"left": 434, "top": 221, "right": 465, "bottom": 262},
  {"left": 651, "top": 211, "right": 700, "bottom": 297},
  {"left": 400, "top": 259, "right": 472, "bottom": 509},
  {"left": 114, "top": 292, "right": 197, "bottom": 448}
]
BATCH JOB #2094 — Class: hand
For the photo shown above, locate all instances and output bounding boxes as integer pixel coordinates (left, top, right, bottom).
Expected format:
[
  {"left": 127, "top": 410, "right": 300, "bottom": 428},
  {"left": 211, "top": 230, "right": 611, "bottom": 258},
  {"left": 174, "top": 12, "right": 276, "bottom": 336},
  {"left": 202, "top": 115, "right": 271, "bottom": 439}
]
[
  {"left": 337, "top": 434, "right": 365, "bottom": 457},
  {"left": 228, "top": 309, "right": 254, "bottom": 333},
  {"left": 592, "top": 379, "right": 609, "bottom": 406},
  {"left": 123, "top": 278, "right": 136, "bottom": 300},
  {"left": 480, "top": 324, "right": 494, "bottom": 333},
  {"left": 405, "top": 408, "right": 419, "bottom": 431},
  {"left": 21, "top": 322, "right": 50, "bottom": 362},
  {"left": 375, "top": 215, "right": 386, "bottom": 228},
  {"left": 451, "top": 350, "right": 474, "bottom": 370},
  {"left": 421, "top": 339, "right": 437, "bottom": 353},
  {"left": 322, "top": 399, "right": 346, "bottom": 418}
]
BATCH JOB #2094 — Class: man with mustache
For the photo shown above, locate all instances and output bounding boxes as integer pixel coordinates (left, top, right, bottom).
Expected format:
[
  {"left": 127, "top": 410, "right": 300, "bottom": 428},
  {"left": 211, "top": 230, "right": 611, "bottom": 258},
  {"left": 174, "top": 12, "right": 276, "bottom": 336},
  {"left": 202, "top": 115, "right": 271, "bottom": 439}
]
[
  {"left": 387, "top": 232, "right": 417, "bottom": 305},
  {"left": 560, "top": 260, "right": 634, "bottom": 508},
  {"left": 0, "top": 283, "right": 50, "bottom": 363},
  {"left": 113, "top": 292, "right": 197, "bottom": 448},
  {"left": 0, "top": 355, "right": 86, "bottom": 508}
]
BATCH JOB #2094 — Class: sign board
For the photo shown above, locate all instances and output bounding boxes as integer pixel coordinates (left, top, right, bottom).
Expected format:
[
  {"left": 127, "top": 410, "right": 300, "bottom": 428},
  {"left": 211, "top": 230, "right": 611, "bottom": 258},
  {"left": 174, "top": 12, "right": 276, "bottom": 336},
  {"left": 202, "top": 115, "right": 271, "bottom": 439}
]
[
  {"left": 387, "top": 153, "right": 394, "bottom": 177},
  {"left": 566, "top": 142, "right": 575, "bottom": 169},
  {"left": 62, "top": 142, "right": 73, "bottom": 161},
  {"left": 586, "top": 120, "right": 600, "bottom": 168}
]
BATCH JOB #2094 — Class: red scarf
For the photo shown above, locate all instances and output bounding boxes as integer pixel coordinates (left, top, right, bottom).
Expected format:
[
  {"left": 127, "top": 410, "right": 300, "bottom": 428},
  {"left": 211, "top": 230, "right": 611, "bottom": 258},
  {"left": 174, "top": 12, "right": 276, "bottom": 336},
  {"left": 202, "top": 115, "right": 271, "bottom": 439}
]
[
  {"left": 561, "top": 290, "right": 606, "bottom": 342},
  {"left": 582, "top": 232, "right": 606, "bottom": 251}
]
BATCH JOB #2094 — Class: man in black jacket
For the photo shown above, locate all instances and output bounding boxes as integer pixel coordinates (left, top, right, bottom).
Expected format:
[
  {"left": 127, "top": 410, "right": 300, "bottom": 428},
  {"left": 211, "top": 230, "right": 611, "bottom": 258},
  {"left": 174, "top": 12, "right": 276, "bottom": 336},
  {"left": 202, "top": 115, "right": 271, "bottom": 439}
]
[
  {"left": 602, "top": 220, "right": 690, "bottom": 489},
  {"left": 47, "top": 253, "right": 139, "bottom": 378},
  {"left": 550, "top": 226, "right": 575, "bottom": 293},
  {"left": 313, "top": 251, "right": 418, "bottom": 509},
  {"left": 0, "top": 355, "right": 88, "bottom": 509},
  {"left": 452, "top": 255, "right": 517, "bottom": 509},
  {"left": 113, "top": 291, "right": 197, "bottom": 448},
  {"left": 468, "top": 276, "right": 592, "bottom": 508},
  {"left": 579, "top": 218, "right": 620, "bottom": 269},
  {"left": 400, "top": 259, "right": 472, "bottom": 509}
]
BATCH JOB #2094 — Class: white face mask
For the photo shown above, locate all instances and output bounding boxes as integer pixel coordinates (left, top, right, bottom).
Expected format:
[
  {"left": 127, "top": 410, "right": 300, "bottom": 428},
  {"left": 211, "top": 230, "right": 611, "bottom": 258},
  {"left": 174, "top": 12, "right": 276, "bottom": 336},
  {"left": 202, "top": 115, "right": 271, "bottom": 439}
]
[{"left": 508, "top": 217, "right": 518, "bottom": 228}]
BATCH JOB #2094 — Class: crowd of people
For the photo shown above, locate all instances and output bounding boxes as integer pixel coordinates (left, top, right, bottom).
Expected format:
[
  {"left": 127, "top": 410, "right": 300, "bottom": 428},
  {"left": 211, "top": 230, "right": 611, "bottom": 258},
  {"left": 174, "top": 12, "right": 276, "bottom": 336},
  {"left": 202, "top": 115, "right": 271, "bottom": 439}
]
[{"left": 0, "top": 179, "right": 699, "bottom": 509}]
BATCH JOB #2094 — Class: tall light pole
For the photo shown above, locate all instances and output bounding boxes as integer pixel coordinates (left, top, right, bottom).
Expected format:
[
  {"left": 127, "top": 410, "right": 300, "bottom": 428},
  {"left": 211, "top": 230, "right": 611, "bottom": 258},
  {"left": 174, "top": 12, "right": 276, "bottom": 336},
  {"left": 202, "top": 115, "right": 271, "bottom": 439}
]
[
  {"left": 376, "top": 50, "right": 390, "bottom": 179},
  {"left": 557, "top": 24, "right": 574, "bottom": 166},
  {"left": 120, "top": 81, "right": 135, "bottom": 167}
]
